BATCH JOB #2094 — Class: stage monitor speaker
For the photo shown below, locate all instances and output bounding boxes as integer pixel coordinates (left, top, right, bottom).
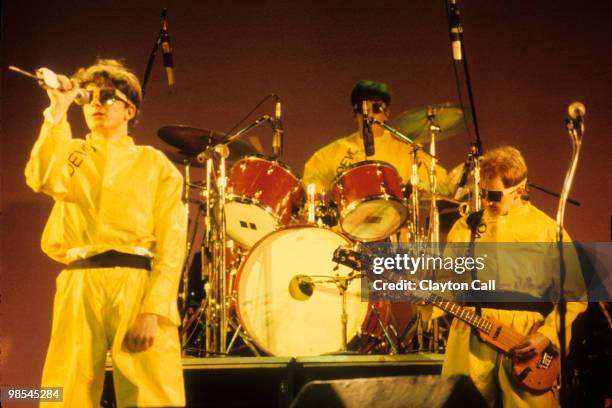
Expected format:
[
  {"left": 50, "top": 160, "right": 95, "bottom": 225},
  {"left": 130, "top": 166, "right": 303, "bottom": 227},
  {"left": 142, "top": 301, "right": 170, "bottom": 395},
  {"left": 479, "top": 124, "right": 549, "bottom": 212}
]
[{"left": 290, "top": 375, "right": 488, "bottom": 408}]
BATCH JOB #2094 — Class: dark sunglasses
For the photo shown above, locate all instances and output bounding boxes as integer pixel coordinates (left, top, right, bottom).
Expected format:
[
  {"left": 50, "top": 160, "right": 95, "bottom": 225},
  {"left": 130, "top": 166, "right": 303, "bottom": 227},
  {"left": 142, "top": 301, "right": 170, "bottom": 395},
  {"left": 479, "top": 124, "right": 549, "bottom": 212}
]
[
  {"left": 480, "top": 188, "right": 503, "bottom": 202},
  {"left": 354, "top": 102, "right": 386, "bottom": 114},
  {"left": 479, "top": 182, "right": 524, "bottom": 202}
]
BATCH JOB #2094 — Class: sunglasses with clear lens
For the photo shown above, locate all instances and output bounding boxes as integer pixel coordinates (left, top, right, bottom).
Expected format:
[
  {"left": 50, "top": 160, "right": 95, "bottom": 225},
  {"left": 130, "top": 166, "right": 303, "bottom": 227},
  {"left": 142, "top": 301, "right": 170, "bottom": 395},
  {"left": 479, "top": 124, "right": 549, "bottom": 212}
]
[{"left": 76, "top": 88, "right": 130, "bottom": 106}]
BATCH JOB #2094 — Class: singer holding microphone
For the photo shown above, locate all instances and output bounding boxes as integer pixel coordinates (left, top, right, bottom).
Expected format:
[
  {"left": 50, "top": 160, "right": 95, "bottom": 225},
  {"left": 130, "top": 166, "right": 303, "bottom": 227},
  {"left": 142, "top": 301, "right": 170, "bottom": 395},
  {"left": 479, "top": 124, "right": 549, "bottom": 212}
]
[
  {"left": 303, "top": 79, "right": 451, "bottom": 198},
  {"left": 25, "top": 59, "right": 186, "bottom": 407}
]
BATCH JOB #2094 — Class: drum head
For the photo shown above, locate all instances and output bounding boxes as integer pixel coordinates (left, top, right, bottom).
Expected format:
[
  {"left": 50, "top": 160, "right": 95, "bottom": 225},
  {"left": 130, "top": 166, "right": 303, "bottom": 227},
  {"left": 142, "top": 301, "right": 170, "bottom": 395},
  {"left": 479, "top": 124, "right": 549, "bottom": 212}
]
[
  {"left": 341, "top": 198, "right": 407, "bottom": 241},
  {"left": 225, "top": 200, "right": 278, "bottom": 248},
  {"left": 235, "top": 226, "right": 368, "bottom": 356}
]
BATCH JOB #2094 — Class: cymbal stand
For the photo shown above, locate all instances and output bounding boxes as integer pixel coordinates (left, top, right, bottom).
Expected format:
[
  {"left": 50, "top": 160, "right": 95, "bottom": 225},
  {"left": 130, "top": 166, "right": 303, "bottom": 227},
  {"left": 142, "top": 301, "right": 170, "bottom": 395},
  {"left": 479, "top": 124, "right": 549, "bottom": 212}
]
[
  {"left": 426, "top": 107, "right": 441, "bottom": 249},
  {"left": 216, "top": 150, "right": 229, "bottom": 353},
  {"left": 203, "top": 157, "right": 217, "bottom": 354},
  {"left": 425, "top": 107, "right": 443, "bottom": 352},
  {"left": 409, "top": 147, "right": 421, "bottom": 242},
  {"left": 179, "top": 160, "right": 192, "bottom": 321}
]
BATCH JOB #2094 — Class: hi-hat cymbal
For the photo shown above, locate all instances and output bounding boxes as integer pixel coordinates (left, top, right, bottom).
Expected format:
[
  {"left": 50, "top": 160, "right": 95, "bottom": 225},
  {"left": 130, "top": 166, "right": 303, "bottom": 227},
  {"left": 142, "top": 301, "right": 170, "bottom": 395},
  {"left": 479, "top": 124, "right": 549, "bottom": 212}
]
[
  {"left": 158, "top": 125, "right": 260, "bottom": 161},
  {"left": 388, "top": 103, "right": 469, "bottom": 144}
]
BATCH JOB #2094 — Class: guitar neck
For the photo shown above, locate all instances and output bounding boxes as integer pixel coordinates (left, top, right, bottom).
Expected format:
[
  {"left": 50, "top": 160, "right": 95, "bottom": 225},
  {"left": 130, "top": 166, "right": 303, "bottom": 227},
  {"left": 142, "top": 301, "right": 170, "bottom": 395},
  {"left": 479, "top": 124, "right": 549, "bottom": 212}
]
[{"left": 424, "top": 293, "right": 493, "bottom": 335}]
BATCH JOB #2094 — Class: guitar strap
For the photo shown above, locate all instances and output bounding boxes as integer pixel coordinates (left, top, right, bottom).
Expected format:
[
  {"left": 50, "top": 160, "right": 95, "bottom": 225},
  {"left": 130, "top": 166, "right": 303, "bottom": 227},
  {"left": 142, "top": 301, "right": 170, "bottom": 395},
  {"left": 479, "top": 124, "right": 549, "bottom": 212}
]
[{"left": 466, "top": 210, "right": 485, "bottom": 316}]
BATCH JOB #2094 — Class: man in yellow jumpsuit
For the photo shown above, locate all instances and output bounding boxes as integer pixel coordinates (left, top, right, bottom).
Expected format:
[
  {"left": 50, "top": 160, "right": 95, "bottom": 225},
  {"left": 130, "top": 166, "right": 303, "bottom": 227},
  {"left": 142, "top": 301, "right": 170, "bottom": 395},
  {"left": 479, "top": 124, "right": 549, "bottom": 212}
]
[
  {"left": 25, "top": 59, "right": 186, "bottom": 407},
  {"left": 303, "top": 80, "right": 450, "bottom": 196},
  {"left": 441, "top": 146, "right": 586, "bottom": 407}
]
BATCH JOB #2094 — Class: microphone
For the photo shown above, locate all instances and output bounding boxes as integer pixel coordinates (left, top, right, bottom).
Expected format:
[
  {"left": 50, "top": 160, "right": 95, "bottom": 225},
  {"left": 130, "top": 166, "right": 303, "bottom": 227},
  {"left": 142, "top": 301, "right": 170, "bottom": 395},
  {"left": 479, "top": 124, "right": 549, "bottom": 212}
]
[
  {"left": 449, "top": 0, "right": 463, "bottom": 61},
  {"left": 20, "top": 66, "right": 90, "bottom": 104},
  {"left": 160, "top": 9, "right": 175, "bottom": 86},
  {"left": 568, "top": 102, "right": 586, "bottom": 120},
  {"left": 566, "top": 101, "right": 586, "bottom": 132},
  {"left": 272, "top": 100, "right": 283, "bottom": 157},
  {"left": 362, "top": 101, "right": 375, "bottom": 156},
  {"left": 288, "top": 275, "right": 314, "bottom": 301}
]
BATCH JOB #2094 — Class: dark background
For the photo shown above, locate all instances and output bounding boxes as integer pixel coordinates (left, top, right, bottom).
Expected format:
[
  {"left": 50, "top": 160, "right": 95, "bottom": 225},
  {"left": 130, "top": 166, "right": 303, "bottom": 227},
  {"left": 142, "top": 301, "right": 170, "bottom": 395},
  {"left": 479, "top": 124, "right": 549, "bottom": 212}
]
[{"left": 2, "top": 0, "right": 611, "bottom": 398}]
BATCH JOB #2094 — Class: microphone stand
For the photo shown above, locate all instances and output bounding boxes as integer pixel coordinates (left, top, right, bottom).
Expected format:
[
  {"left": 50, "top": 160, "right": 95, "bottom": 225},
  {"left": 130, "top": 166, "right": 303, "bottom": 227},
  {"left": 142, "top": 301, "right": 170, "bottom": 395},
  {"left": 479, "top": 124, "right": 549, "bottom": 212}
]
[
  {"left": 444, "top": 0, "right": 483, "bottom": 212},
  {"left": 306, "top": 273, "right": 362, "bottom": 352},
  {"left": 556, "top": 112, "right": 584, "bottom": 407},
  {"left": 141, "top": 8, "right": 167, "bottom": 100}
]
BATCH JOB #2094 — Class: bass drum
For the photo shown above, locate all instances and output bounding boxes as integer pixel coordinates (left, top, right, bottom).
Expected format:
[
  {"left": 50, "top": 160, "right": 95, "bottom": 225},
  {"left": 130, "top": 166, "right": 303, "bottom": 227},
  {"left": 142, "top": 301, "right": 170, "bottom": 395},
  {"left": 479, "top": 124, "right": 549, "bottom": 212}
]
[{"left": 235, "top": 225, "right": 374, "bottom": 356}]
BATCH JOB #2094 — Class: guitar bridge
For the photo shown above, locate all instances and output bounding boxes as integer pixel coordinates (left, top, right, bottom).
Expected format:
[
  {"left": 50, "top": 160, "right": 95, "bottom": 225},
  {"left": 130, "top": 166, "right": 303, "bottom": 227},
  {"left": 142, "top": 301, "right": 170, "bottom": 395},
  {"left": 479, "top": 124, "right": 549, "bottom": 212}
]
[{"left": 537, "top": 352, "right": 554, "bottom": 369}]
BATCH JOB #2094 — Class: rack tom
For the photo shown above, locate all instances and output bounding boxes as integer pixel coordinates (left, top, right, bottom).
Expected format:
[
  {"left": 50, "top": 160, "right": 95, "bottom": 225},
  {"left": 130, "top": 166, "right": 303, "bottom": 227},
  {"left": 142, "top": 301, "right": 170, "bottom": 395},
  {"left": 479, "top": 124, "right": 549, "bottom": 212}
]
[
  {"left": 332, "top": 161, "right": 407, "bottom": 241},
  {"left": 225, "top": 156, "right": 303, "bottom": 247}
]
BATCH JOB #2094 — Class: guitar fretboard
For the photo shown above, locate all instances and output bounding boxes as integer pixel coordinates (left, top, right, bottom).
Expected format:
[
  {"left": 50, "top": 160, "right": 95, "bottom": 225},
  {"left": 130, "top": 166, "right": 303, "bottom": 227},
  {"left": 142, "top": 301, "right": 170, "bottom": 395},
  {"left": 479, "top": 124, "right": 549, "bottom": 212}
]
[{"left": 426, "top": 293, "right": 493, "bottom": 334}]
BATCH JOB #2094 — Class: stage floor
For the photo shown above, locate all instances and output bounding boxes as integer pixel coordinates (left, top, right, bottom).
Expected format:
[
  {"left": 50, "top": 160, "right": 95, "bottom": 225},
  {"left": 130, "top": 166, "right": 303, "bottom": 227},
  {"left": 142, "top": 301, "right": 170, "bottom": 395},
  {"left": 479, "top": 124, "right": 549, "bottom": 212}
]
[{"left": 103, "top": 353, "right": 444, "bottom": 407}]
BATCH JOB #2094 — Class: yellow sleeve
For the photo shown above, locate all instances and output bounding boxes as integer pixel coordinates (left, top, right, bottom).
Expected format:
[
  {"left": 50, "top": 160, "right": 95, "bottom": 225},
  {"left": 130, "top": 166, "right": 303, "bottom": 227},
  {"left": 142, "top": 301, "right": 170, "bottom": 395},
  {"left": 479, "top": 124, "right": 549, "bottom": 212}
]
[
  {"left": 24, "top": 114, "right": 75, "bottom": 200},
  {"left": 140, "top": 158, "right": 187, "bottom": 326}
]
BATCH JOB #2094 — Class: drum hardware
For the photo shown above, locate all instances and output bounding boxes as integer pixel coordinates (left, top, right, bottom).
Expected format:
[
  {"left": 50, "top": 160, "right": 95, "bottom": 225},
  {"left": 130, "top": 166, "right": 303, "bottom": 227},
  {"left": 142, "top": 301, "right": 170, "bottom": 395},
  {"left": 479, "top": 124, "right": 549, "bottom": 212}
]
[
  {"left": 306, "top": 183, "right": 317, "bottom": 224},
  {"left": 227, "top": 319, "right": 261, "bottom": 357},
  {"left": 290, "top": 270, "right": 364, "bottom": 353},
  {"left": 160, "top": 107, "right": 290, "bottom": 356},
  {"left": 370, "top": 305, "right": 399, "bottom": 355}
]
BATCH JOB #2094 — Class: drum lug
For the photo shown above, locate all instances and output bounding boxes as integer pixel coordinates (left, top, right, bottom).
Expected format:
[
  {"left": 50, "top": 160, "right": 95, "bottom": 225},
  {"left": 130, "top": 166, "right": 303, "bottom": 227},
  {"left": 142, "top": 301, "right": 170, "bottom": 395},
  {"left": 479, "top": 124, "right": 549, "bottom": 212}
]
[
  {"left": 239, "top": 162, "right": 247, "bottom": 172},
  {"left": 375, "top": 165, "right": 383, "bottom": 177},
  {"left": 267, "top": 166, "right": 274, "bottom": 176},
  {"left": 253, "top": 190, "right": 263, "bottom": 202}
]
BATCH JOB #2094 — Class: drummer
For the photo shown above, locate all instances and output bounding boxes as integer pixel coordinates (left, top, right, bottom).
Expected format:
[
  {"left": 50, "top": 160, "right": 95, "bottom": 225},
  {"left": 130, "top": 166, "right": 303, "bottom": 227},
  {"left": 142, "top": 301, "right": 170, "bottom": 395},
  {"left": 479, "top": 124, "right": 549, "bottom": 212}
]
[{"left": 303, "top": 80, "right": 451, "bottom": 196}]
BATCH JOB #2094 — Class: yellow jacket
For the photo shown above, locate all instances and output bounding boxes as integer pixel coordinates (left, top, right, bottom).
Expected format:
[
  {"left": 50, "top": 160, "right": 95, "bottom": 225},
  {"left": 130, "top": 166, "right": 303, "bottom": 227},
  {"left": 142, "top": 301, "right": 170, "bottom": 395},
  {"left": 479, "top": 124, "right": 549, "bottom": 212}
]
[
  {"left": 303, "top": 130, "right": 450, "bottom": 195},
  {"left": 445, "top": 202, "right": 587, "bottom": 349},
  {"left": 25, "top": 116, "right": 187, "bottom": 326}
]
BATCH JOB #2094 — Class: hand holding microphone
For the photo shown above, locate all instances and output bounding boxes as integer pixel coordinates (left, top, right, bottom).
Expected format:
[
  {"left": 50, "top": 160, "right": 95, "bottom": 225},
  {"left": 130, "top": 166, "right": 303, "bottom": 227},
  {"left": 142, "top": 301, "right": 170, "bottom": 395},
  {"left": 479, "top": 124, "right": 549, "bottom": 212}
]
[{"left": 39, "top": 69, "right": 79, "bottom": 114}]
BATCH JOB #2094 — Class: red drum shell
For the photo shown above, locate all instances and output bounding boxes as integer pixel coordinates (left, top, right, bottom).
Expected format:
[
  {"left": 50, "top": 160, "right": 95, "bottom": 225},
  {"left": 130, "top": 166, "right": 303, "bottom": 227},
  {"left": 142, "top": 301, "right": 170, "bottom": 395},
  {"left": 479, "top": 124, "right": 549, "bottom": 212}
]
[
  {"left": 332, "top": 161, "right": 407, "bottom": 241},
  {"left": 226, "top": 156, "right": 304, "bottom": 247}
]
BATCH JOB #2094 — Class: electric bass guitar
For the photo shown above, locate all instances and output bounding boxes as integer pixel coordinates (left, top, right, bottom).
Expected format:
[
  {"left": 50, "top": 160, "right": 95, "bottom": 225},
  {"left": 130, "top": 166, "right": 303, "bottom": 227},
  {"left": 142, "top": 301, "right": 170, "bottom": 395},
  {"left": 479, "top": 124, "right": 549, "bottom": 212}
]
[{"left": 332, "top": 246, "right": 559, "bottom": 394}]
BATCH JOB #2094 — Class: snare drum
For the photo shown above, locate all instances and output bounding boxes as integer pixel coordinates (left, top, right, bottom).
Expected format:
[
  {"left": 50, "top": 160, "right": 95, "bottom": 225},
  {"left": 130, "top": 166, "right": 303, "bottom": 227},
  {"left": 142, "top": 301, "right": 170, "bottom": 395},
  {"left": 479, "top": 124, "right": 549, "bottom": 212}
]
[
  {"left": 225, "top": 156, "right": 304, "bottom": 247},
  {"left": 235, "top": 225, "right": 382, "bottom": 356},
  {"left": 332, "top": 161, "right": 408, "bottom": 241}
]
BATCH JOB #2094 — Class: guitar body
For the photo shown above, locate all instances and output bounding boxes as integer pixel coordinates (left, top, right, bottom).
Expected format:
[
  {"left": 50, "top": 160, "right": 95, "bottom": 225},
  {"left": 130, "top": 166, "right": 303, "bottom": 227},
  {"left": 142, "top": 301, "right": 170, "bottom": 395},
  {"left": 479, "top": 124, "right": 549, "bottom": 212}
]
[
  {"left": 512, "top": 348, "right": 559, "bottom": 393},
  {"left": 475, "top": 317, "right": 559, "bottom": 394}
]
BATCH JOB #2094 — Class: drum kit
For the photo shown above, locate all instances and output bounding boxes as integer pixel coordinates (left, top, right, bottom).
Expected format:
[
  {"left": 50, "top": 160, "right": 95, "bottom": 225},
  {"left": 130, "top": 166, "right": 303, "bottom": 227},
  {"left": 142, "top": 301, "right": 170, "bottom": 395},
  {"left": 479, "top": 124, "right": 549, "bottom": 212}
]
[{"left": 160, "top": 103, "right": 475, "bottom": 357}]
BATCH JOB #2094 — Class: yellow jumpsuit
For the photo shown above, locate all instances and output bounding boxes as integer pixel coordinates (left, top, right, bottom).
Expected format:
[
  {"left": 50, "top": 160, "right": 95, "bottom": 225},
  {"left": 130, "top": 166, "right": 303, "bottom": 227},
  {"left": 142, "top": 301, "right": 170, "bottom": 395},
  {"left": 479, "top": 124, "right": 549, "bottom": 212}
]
[
  {"left": 25, "top": 113, "right": 187, "bottom": 407},
  {"left": 303, "top": 130, "right": 450, "bottom": 195},
  {"left": 442, "top": 203, "right": 587, "bottom": 407}
]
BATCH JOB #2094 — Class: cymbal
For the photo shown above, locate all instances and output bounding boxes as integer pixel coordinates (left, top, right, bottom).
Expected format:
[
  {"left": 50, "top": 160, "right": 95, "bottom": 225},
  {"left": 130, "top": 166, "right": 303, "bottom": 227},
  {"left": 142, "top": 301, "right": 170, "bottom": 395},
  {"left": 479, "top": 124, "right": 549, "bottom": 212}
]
[
  {"left": 158, "top": 125, "right": 260, "bottom": 161},
  {"left": 388, "top": 103, "right": 469, "bottom": 144}
]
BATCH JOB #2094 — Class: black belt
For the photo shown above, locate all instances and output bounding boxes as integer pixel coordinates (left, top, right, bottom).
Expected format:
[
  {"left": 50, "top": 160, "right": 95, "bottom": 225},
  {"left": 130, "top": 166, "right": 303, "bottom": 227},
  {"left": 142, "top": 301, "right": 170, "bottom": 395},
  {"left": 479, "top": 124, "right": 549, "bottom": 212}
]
[{"left": 66, "top": 250, "right": 151, "bottom": 271}]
